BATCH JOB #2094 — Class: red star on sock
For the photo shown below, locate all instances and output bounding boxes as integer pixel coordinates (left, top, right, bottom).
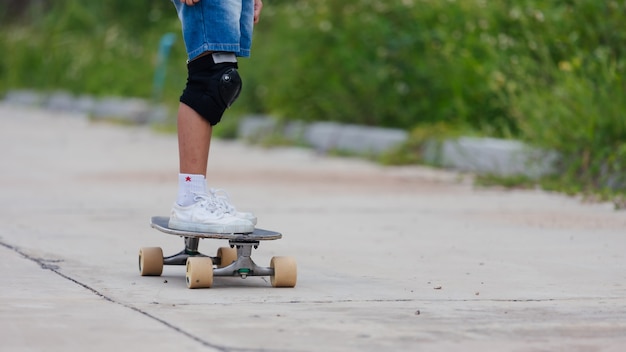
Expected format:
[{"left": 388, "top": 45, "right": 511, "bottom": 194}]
[{"left": 185, "top": 176, "right": 192, "bottom": 182}]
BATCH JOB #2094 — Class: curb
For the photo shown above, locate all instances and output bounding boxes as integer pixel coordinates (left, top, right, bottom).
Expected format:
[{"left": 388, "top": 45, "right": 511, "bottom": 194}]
[
  {"left": 238, "top": 115, "right": 559, "bottom": 178},
  {"left": 3, "top": 90, "right": 168, "bottom": 124}
]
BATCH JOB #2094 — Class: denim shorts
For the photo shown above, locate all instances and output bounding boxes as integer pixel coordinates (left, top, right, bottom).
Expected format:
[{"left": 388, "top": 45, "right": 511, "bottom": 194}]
[{"left": 172, "top": 0, "right": 254, "bottom": 60}]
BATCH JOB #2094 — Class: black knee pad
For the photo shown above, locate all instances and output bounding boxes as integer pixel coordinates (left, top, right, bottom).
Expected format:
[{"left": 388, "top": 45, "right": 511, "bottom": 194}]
[{"left": 180, "top": 54, "right": 242, "bottom": 126}]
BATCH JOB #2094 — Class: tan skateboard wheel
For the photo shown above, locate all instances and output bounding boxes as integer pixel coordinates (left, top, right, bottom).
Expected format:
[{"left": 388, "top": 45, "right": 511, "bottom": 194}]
[
  {"left": 186, "top": 257, "right": 214, "bottom": 289},
  {"left": 270, "top": 256, "right": 297, "bottom": 288},
  {"left": 139, "top": 247, "right": 163, "bottom": 276},
  {"left": 217, "top": 247, "right": 237, "bottom": 268}
]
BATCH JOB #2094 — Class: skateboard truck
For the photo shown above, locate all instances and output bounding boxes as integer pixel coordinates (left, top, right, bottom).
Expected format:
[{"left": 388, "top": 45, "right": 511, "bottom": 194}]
[
  {"left": 162, "top": 237, "right": 205, "bottom": 266},
  {"left": 215, "top": 240, "right": 274, "bottom": 278}
]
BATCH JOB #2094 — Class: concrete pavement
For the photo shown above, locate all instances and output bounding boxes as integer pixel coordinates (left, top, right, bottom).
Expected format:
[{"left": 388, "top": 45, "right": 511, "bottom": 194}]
[{"left": 1, "top": 103, "right": 625, "bottom": 351}]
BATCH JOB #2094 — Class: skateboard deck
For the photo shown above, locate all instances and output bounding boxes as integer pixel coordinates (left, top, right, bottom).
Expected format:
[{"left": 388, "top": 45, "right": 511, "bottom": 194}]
[
  {"left": 139, "top": 216, "right": 296, "bottom": 289},
  {"left": 150, "top": 216, "right": 282, "bottom": 241}
]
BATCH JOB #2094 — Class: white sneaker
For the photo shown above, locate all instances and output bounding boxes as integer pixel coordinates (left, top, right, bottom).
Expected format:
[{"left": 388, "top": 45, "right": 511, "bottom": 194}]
[
  {"left": 210, "top": 188, "right": 258, "bottom": 225},
  {"left": 169, "top": 193, "right": 255, "bottom": 234}
]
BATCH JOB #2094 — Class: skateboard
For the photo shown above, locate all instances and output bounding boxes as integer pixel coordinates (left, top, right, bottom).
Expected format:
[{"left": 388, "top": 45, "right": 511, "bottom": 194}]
[{"left": 139, "top": 216, "right": 297, "bottom": 289}]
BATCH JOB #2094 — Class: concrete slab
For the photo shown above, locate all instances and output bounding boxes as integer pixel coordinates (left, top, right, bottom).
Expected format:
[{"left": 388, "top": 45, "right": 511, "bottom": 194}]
[{"left": 1, "top": 104, "right": 625, "bottom": 351}]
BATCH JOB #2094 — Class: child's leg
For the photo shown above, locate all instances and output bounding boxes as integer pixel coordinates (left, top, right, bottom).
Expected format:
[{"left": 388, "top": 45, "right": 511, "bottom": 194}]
[
  {"left": 177, "top": 102, "right": 212, "bottom": 176},
  {"left": 167, "top": 0, "right": 256, "bottom": 233}
]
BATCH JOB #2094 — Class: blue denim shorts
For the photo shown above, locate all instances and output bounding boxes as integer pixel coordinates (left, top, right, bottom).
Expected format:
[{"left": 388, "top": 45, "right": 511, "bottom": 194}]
[{"left": 172, "top": 0, "right": 254, "bottom": 60}]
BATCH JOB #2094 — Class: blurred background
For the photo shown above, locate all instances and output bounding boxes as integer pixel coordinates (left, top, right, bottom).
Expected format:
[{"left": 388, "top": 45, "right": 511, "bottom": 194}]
[{"left": 1, "top": 0, "right": 625, "bottom": 198}]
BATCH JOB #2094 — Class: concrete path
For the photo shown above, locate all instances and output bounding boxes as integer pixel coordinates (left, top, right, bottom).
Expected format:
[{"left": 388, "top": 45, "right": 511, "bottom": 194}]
[{"left": 1, "top": 104, "right": 625, "bottom": 351}]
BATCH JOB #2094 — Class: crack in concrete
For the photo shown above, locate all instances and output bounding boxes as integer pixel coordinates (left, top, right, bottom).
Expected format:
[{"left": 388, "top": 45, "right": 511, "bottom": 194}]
[
  {"left": 0, "top": 240, "right": 240, "bottom": 352},
  {"left": 167, "top": 296, "right": 623, "bottom": 307}
]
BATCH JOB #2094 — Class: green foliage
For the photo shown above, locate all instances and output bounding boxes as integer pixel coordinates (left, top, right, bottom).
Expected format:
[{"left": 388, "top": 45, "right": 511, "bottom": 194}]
[
  {"left": 474, "top": 174, "right": 537, "bottom": 190},
  {"left": 497, "top": 1, "right": 626, "bottom": 194},
  {"left": 245, "top": 0, "right": 511, "bottom": 130},
  {"left": 0, "top": 0, "right": 186, "bottom": 104}
]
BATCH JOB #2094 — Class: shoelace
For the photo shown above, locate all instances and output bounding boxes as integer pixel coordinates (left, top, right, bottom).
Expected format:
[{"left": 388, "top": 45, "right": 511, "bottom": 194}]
[
  {"left": 193, "top": 193, "right": 227, "bottom": 217},
  {"left": 209, "top": 188, "right": 236, "bottom": 214}
]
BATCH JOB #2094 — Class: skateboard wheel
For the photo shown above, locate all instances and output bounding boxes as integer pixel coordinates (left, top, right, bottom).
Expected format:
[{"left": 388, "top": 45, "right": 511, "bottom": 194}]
[
  {"left": 217, "top": 247, "right": 237, "bottom": 268},
  {"left": 270, "top": 256, "right": 297, "bottom": 288},
  {"left": 139, "top": 247, "right": 163, "bottom": 276},
  {"left": 186, "top": 257, "right": 214, "bottom": 289}
]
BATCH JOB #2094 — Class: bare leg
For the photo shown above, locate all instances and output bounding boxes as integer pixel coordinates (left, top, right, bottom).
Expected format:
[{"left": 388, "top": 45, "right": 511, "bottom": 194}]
[{"left": 177, "top": 102, "right": 212, "bottom": 176}]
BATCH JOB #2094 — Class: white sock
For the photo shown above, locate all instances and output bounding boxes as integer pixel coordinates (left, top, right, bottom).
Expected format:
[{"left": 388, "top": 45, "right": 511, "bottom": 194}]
[{"left": 177, "top": 174, "right": 207, "bottom": 206}]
